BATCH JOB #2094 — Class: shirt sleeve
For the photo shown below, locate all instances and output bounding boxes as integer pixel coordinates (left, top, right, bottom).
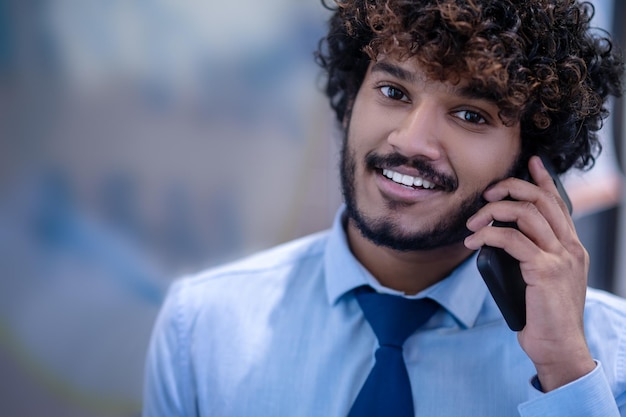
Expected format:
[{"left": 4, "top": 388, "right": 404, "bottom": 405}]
[
  {"left": 518, "top": 362, "right": 623, "bottom": 417},
  {"left": 142, "top": 281, "right": 197, "bottom": 417}
]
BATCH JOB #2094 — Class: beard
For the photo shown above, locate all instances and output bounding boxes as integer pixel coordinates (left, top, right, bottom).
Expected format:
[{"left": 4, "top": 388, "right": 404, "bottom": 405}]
[{"left": 340, "top": 139, "right": 521, "bottom": 252}]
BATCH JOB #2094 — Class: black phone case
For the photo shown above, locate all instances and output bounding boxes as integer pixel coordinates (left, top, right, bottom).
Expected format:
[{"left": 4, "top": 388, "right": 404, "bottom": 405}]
[
  {"left": 477, "top": 228, "right": 527, "bottom": 331},
  {"left": 476, "top": 155, "right": 572, "bottom": 331}
]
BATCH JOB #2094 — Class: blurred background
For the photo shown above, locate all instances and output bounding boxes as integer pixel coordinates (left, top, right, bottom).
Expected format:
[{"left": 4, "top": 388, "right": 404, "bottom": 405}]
[{"left": 0, "top": 1, "right": 624, "bottom": 416}]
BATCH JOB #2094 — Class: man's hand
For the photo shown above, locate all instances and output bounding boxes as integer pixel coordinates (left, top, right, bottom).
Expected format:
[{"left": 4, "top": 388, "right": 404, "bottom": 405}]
[{"left": 464, "top": 155, "right": 596, "bottom": 392}]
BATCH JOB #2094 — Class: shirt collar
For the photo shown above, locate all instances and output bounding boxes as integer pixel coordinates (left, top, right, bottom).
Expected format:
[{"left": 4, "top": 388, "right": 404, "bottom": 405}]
[{"left": 324, "top": 206, "right": 489, "bottom": 329}]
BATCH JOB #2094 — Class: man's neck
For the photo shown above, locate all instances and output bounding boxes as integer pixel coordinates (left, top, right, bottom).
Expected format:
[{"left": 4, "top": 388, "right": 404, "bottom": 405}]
[{"left": 346, "top": 220, "right": 475, "bottom": 295}]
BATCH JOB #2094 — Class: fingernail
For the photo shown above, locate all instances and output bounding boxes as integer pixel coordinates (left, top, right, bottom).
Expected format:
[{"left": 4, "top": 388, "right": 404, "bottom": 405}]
[{"left": 464, "top": 234, "right": 475, "bottom": 248}]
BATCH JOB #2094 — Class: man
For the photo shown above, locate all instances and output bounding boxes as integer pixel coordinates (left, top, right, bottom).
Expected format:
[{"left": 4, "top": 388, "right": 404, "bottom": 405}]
[{"left": 143, "top": 0, "right": 626, "bottom": 415}]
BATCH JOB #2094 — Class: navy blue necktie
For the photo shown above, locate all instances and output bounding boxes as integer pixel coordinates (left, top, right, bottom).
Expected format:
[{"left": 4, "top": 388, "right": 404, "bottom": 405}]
[{"left": 348, "top": 286, "right": 438, "bottom": 417}]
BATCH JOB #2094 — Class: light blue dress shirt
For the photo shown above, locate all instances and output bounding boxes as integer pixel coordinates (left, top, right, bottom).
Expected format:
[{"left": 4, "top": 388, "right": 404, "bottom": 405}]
[{"left": 143, "top": 208, "right": 626, "bottom": 416}]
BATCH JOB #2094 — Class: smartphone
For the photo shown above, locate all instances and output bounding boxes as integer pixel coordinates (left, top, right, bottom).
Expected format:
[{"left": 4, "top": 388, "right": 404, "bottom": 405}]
[{"left": 476, "top": 154, "right": 573, "bottom": 331}]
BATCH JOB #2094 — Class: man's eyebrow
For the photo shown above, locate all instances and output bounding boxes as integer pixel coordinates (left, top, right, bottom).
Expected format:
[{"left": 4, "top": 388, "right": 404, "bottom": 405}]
[
  {"left": 457, "top": 85, "right": 499, "bottom": 104},
  {"left": 371, "top": 61, "right": 500, "bottom": 104},
  {"left": 370, "top": 61, "right": 416, "bottom": 83}
]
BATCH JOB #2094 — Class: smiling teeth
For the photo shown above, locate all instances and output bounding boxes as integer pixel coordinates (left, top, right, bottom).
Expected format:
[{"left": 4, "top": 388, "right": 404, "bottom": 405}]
[{"left": 382, "top": 169, "right": 436, "bottom": 189}]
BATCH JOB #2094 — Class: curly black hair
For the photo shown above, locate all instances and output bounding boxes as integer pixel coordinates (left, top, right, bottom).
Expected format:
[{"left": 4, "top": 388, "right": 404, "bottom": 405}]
[{"left": 316, "top": 0, "right": 624, "bottom": 173}]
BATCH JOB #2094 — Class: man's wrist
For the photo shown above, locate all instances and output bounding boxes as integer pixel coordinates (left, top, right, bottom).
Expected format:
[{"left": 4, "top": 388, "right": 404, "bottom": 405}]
[
  {"left": 520, "top": 362, "right": 619, "bottom": 417},
  {"left": 535, "top": 357, "right": 597, "bottom": 392}
]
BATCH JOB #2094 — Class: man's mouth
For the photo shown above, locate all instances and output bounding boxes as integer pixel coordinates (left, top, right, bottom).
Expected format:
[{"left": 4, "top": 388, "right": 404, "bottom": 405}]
[
  {"left": 365, "top": 152, "right": 457, "bottom": 192},
  {"left": 382, "top": 168, "right": 437, "bottom": 189}
]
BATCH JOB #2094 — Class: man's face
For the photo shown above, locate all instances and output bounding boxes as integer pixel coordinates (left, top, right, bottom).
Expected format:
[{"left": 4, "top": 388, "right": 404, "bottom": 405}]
[{"left": 341, "top": 57, "right": 522, "bottom": 251}]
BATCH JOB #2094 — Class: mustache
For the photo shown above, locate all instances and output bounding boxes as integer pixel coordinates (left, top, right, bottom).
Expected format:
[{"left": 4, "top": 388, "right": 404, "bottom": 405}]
[{"left": 365, "top": 152, "right": 458, "bottom": 191}]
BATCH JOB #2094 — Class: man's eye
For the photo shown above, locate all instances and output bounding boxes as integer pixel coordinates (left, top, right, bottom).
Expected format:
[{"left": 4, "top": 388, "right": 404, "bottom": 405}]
[
  {"left": 454, "top": 110, "right": 487, "bottom": 124},
  {"left": 380, "top": 86, "right": 409, "bottom": 102}
]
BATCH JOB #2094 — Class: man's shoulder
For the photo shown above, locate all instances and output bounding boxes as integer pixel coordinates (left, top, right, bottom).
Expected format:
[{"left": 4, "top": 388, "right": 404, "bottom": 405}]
[
  {"left": 197, "top": 229, "right": 329, "bottom": 279},
  {"left": 585, "top": 287, "right": 626, "bottom": 317},
  {"left": 584, "top": 288, "right": 626, "bottom": 391},
  {"left": 168, "top": 229, "right": 331, "bottom": 301},
  {"left": 584, "top": 288, "right": 626, "bottom": 331}
]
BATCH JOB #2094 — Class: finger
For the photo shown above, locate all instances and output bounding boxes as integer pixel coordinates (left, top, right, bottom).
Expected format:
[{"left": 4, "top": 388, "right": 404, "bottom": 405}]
[
  {"left": 482, "top": 158, "right": 575, "bottom": 242},
  {"left": 464, "top": 221, "right": 541, "bottom": 265},
  {"left": 466, "top": 199, "right": 560, "bottom": 253},
  {"left": 527, "top": 156, "right": 573, "bottom": 221},
  {"left": 527, "top": 156, "right": 578, "bottom": 243}
]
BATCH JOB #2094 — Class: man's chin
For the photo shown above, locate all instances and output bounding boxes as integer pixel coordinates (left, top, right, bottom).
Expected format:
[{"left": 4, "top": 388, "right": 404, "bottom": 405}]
[{"left": 346, "top": 204, "right": 471, "bottom": 252}]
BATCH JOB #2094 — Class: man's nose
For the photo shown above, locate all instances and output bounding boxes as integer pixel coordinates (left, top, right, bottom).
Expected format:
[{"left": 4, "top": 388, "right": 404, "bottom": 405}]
[{"left": 386, "top": 102, "right": 443, "bottom": 161}]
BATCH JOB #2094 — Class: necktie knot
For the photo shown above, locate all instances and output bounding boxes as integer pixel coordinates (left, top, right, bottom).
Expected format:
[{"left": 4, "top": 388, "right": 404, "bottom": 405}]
[{"left": 354, "top": 286, "right": 438, "bottom": 348}]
